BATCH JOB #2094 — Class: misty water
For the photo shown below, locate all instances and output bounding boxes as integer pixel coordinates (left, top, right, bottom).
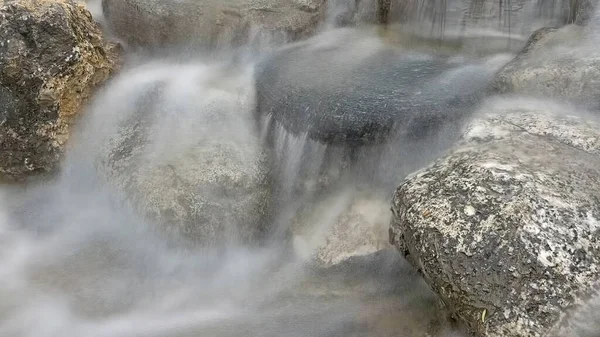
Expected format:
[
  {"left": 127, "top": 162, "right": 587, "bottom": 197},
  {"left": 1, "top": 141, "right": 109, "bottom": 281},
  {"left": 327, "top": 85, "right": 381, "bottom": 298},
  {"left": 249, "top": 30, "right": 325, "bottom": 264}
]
[{"left": 0, "top": 0, "right": 596, "bottom": 336}]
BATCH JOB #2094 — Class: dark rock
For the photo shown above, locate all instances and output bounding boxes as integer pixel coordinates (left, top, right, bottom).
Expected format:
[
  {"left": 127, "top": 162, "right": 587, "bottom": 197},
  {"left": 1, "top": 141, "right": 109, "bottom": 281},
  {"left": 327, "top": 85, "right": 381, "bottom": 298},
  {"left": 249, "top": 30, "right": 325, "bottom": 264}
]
[
  {"left": 101, "top": 0, "right": 326, "bottom": 51},
  {"left": 255, "top": 28, "right": 498, "bottom": 147},
  {"left": 0, "top": 0, "right": 118, "bottom": 180},
  {"left": 389, "top": 102, "right": 600, "bottom": 337}
]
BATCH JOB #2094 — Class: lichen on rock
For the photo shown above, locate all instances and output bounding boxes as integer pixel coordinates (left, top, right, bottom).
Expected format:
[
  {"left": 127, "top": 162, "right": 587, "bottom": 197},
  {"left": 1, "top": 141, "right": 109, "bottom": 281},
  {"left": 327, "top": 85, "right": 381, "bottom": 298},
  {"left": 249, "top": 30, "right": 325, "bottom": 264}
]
[
  {"left": 390, "top": 100, "right": 600, "bottom": 336},
  {"left": 0, "top": 0, "right": 118, "bottom": 179},
  {"left": 490, "top": 24, "right": 600, "bottom": 110}
]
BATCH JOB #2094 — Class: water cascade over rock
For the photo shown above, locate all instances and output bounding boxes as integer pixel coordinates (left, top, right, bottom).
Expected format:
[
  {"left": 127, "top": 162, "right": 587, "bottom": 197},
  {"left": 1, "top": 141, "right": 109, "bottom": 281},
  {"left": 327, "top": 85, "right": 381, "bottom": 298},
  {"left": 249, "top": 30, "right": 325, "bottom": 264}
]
[
  {"left": 74, "top": 60, "right": 273, "bottom": 246},
  {"left": 383, "top": 0, "right": 587, "bottom": 53},
  {"left": 3, "top": 0, "right": 600, "bottom": 336}
]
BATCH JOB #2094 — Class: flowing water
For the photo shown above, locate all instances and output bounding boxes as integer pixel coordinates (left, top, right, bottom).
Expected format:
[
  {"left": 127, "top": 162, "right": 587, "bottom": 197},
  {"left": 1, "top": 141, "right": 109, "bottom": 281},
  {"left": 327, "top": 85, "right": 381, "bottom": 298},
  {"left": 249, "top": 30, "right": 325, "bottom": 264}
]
[{"left": 1, "top": 0, "right": 598, "bottom": 336}]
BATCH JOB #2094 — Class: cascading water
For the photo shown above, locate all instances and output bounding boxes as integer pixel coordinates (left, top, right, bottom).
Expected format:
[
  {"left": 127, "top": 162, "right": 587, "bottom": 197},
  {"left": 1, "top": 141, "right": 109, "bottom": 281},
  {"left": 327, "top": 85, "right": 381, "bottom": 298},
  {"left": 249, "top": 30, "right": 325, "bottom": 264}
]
[{"left": 2, "top": 0, "right": 599, "bottom": 336}]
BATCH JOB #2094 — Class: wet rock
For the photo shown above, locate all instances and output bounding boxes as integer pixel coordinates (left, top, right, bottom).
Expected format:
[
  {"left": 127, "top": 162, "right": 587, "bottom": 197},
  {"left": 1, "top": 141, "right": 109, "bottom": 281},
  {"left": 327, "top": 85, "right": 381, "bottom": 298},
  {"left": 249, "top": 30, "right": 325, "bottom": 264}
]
[
  {"left": 90, "top": 63, "right": 272, "bottom": 245},
  {"left": 0, "top": 0, "right": 118, "bottom": 180},
  {"left": 101, "top": 0, "right": 325, "bottom": 50},
  {"left": 255, "top": 28, "right": 497, "bottom": 147},
  {"left": 385, "top": 0, "right": 570, "bottom": 52},
  {"left": 490, "top": 24, "right": 600, "bottom": 109},
  {"left": 314, "top": 197, "right": 391, "bottom": 266},
  {"left": 571, "top": 0, "right": 598, "bottom": 25},
  {"left": 291, "top": 191, "right": 391, "bottom": 266},
  {"left": 389, "top": 101, "right": 600, "bottom": 337}
]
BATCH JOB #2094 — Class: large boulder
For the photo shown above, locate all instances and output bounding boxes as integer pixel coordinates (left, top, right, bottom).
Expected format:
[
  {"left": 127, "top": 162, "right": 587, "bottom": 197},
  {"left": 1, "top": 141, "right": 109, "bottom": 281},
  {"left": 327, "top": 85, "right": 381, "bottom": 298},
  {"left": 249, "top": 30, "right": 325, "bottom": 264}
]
[
  {"left": 0, "top": 0, "right": 118, "bottom": 180},
  {"left": 79, "top": 62, "right": 272, "bottom": 245},
  {"left": 389, "top": 99, "right": 600, "bottom": 336},
  {"left": 101, "top": 0, "right": 326, "bottom": 50},
  {"left": 255, "top": 28, "right": 502, "bottom": 147},
  {"left": 490, "top": 24, "right": 600, "bottom": 109}
]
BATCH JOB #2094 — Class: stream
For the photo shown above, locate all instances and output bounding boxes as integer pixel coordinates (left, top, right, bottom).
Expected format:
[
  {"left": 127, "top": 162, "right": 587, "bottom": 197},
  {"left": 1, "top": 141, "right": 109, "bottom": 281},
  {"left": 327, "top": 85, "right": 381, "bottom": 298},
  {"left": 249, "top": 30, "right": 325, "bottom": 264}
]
[{"left": 0, "top": 0, "right": 584, "bottom": 336}]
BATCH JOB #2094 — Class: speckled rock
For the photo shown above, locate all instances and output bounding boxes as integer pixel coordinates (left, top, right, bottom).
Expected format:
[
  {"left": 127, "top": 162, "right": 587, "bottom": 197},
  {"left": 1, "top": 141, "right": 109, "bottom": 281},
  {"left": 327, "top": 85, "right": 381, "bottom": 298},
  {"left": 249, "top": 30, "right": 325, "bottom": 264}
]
[
  {"left": 101, "top": 0, "right": 326, "bottom": 50},
  {"left": 291, "top": 191, "right": 392, "bottom": 266},
  {"left": 490, "top": 24, "right": 600, "bottom": 109},
  {"left": 389, "top": 102, "right": 600, "bottom": 337},
  {"left": 0, "top": 0, "right": 117, "bottom": 180},
  {"left": 88, "top": 63, "right": 272, "bottom": 245}
]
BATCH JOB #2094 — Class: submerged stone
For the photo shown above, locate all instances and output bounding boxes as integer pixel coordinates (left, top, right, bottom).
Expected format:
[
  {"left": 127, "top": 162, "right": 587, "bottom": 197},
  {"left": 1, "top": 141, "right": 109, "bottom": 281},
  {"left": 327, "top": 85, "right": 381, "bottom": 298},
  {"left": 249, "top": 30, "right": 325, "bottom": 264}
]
[{"left": 88, "top": 63, "right": 273, "bottom": 245}]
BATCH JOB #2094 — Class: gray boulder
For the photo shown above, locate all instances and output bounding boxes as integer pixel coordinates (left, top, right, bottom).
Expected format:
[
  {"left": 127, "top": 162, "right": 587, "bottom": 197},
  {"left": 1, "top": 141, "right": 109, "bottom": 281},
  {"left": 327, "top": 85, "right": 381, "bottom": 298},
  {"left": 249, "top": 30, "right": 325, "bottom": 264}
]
[
  {"left": 0, "top": 0, "right": 118, "bottom": 180},
  {"left": 389, "top": 100, "right": 600, "bottom": 337},
  {"left": 255, "top": 28, "right": 500, "bottom": 147},
  {"left": 84, "top": 63, "right": 272, "bottom": 244},
  {"left": 101, "top": 0, "right": 325, "bottom": 50},
  {"left": 490, "top": 24, "right": 600, "bottom": 109}
]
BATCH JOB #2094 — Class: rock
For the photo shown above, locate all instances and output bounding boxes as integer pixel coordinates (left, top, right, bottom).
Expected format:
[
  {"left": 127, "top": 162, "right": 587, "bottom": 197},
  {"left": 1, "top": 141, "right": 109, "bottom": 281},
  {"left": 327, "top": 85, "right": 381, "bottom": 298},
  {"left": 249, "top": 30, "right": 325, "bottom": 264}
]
[
  {"left": 291, "top": 190, "right": 391, "bottom": 266},
  {"left": 255, "top": 28, "right": 501, "bottom": 147},
  {"left": 490, "top": 24, "right": 600, "bottom": 109},
  {"left": 325, "top": 0, "right": 385, "bottom": 26},
  {"left": 101, "top": 0, "right": 325, "bottom": 50},
  {"left": 87, "top": 62, "right": 272, "bottom": 244},
  {"left": 389, "top": 100, "right": 600, "bottom": 337},
  {"left": 571, "top": 0, "right": 598, "bottom": 25},
  {"left": 385, "top": 0, "right": 571, "bottom": 52},
  {"left": 0, "top": 0, "right": 117, "bottom": 180}
]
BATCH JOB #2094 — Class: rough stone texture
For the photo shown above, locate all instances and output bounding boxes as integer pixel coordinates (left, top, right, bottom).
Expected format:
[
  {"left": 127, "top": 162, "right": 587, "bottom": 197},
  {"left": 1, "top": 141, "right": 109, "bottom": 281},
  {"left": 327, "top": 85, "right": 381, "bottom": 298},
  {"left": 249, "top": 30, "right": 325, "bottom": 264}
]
[
  {"left": 255, "top": 28, "right": 499, "bottom": 146},
  {"left": 490, "top": 24, "right": 600, "bottom": 109},
  {"left": 101, "top": 0, "right": 326, "bottom": 50},
  {"left": 314, "top": 197, "right": 391, "bottom": 266},
  {"left": 390, "top": 105, "right": 600, "bottom": 337},
  {"left": 91, "top": 64, "right": 272, "bottom": 245},
  {"left": 106, "top": 135, "right": 273, "bottom": 245},
  {"left": 290, "top": 191, "right": 392, "bottom": 266},
  {"left": 0, "top": 0, "right": 117, "bottom": 179}
]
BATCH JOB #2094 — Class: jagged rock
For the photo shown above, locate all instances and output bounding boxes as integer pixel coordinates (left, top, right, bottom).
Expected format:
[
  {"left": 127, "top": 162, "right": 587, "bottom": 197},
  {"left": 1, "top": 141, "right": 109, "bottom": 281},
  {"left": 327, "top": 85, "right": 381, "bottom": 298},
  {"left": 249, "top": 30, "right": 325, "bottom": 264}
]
[
  {"left": 0, "top": 0, "right": 117, "bottom": 180},
  {"left": 101, "top": 0, "right": 326, "bottom": 50},
  {"left": 87, "top": 63, "right": 272, "bottom": 245},
  {"left": 255, "top": 28, "right": 500, "bottom": 146},
  {"left": 490, "top": 24, "right": 600, "bottom": 109},
  {"left": 389, "top": 100, "right": 600, "bottom": 337}
]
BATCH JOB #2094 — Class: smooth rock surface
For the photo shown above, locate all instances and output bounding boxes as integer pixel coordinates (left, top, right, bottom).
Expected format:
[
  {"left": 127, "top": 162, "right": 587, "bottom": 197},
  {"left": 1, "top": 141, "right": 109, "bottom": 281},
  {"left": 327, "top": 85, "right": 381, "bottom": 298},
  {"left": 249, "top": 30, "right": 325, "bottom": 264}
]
[
  {"left": 389, "top": 99, "right": 600, "bottom": 337},
  {"left": 255, "top": 28, "right": 499, "bottom": 146},
  {"left": 101, "top": 0, "right": 325, "bottom": 50},
  {"left": 490, "top": 24, "right": 600, "bottom": 109},
  {"left": 0, "top": 0, "right": 117, "bottom": 179}
]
